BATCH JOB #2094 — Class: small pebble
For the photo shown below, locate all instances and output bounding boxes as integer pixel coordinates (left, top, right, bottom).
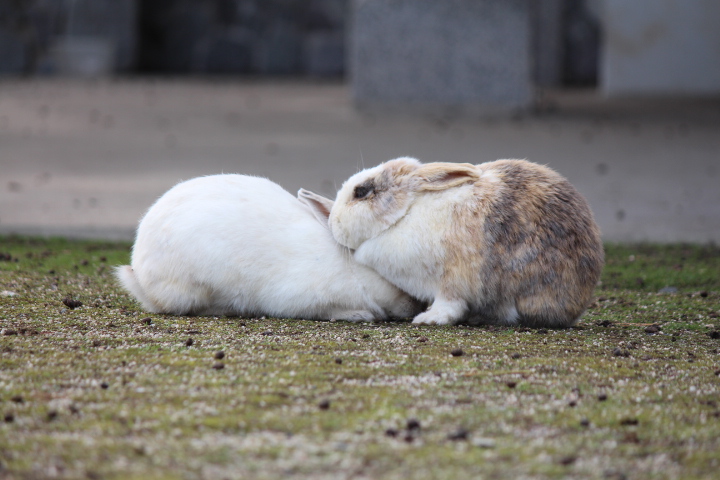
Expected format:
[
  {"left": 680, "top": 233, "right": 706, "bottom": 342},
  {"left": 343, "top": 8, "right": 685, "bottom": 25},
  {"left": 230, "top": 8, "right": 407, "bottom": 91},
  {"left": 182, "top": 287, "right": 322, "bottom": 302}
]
[
  {"left": 447, "top": 428, "right": 469, "bottom": 441},
  {"left": 450, "top": 348, "right": 464, "bottom": 357},
  {"left": 214, "top": 351, "right": 225, "bottom": 360},
  {"left": 385, "top": 428, "right": 398, "bottom": 438},
  {"left": 406, "top": 418, "right": 421, "bottom": 431},
  {"left": 62, "top": 297, "right": 82, "bottom": 309},
  {"left": 644, "top": 324, "right": 661, "bottom": 334},
  {"left": 613, "top": 347, "right": 630, "bottom": 357}
]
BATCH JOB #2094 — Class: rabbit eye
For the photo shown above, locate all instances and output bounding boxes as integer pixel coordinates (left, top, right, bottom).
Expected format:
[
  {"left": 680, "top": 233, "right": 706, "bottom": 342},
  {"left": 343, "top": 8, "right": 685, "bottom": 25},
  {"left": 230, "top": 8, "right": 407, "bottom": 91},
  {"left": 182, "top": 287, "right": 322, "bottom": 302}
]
[{"left": 353, "top": 182, "right": 374, "bottom": 200}]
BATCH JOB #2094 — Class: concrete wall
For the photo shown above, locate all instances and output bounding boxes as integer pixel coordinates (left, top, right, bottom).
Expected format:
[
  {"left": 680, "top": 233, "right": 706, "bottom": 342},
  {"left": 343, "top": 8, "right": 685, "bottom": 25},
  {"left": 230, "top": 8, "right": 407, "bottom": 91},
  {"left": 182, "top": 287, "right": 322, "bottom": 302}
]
[
  {"left": 602, "top": 0, "right": 720, "bottom": 96},
  {"left": 350, "top": 0, "right": 534, "bottom": 113}
]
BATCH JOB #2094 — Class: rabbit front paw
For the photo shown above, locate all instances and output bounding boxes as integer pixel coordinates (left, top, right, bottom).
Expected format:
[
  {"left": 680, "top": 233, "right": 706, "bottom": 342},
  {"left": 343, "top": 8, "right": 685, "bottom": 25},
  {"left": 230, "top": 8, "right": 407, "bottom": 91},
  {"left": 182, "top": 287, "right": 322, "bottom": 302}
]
[{"left": 411, "top": 299, "right": 467, "bottom": 326}]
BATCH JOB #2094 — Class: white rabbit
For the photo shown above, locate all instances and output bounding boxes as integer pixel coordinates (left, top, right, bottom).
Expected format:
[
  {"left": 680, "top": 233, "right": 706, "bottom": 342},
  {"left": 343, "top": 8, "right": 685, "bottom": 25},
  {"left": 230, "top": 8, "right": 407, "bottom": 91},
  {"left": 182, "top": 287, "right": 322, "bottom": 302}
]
[
  {"left": 324, "top": 157, "right": 604, "bottom": 328},
  {"left": 115, "top": 174, "right": 419, "bottom": 321}
]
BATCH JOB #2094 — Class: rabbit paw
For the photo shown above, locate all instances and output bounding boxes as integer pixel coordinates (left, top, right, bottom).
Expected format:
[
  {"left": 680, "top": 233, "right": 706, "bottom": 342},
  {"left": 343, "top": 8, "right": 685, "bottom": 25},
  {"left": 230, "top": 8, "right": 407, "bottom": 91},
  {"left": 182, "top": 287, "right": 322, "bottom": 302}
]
[
  {"left": 411, "top": 299, "right": 467, "bottom": 325},
  {"left": 412, "top": 311, "right": 452, "bottom": 325}
]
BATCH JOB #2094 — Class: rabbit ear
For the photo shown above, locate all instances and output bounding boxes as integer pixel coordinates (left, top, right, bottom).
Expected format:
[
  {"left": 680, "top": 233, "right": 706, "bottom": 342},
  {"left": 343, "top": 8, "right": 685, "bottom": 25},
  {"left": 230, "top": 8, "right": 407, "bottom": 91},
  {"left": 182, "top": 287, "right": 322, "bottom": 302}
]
[
  {"left": 413, "top": 163, "right": 479, "bottom": 191},
  {"left": 298, "top": 189, "right": 334, "bottom": 226}
]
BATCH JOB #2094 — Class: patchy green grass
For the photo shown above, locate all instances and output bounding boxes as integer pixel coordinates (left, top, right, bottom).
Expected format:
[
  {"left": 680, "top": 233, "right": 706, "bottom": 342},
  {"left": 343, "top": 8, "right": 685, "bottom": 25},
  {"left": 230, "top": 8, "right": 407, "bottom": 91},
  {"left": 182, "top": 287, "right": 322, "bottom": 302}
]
[
  {"left": 1, "top": 236, "right": 719, "bottom": 480},
  {"left": 603, "top": 243, "right": 720, "bottom": 292}
]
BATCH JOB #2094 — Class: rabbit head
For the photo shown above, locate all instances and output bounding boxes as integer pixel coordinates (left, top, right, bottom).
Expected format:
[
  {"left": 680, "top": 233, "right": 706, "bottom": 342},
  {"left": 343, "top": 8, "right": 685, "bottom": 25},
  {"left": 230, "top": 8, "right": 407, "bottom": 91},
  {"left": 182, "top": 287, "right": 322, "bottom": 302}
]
[{"left": 329, "top": 157, "right": 480, "bottom": 249}]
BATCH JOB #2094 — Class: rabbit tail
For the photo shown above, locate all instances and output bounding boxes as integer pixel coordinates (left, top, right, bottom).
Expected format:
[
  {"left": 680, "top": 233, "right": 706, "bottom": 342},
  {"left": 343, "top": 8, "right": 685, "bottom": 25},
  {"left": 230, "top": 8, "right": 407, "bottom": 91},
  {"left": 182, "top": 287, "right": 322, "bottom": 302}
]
[{"left": 114, "top": 265, "right": 161, "bottom": 313}]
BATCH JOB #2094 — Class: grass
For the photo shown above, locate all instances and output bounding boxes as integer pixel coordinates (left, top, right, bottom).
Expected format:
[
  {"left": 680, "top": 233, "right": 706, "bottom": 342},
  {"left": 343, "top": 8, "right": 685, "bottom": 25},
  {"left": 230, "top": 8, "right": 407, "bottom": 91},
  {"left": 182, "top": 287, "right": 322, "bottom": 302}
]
[{"left": 1, "top": 236, "right": 719, "bottom": 480}]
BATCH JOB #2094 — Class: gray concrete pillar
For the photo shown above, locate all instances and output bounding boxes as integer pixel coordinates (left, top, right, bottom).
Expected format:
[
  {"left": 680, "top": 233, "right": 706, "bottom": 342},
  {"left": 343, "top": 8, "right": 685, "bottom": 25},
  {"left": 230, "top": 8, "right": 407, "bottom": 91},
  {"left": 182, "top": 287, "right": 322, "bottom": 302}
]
[{"left": 350, "top": 0, "right": 534, "bottom": 114}]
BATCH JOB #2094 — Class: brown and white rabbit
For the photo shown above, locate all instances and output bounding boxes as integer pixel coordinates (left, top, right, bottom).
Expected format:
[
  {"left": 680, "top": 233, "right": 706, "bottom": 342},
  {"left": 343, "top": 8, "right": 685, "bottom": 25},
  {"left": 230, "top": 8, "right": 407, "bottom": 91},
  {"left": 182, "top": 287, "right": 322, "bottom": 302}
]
[
  {"left": 303, "top": 157, "right": 603, "bottom": 328},
  {"left": 116, "top": 174, "right": 420, "bottom": 321}
]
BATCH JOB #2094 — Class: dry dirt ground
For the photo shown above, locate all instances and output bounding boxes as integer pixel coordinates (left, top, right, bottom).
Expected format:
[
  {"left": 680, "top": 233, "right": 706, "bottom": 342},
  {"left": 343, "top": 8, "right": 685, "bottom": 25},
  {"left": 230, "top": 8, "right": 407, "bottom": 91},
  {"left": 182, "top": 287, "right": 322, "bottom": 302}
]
[{"left": 1, "top": 238, "right": 719, "bottom": 479}]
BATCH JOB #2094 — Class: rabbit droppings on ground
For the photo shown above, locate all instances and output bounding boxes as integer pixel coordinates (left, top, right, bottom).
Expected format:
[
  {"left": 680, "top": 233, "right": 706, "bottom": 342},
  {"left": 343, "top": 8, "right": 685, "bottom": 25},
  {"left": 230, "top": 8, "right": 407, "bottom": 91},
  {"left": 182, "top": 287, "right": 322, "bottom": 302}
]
[
  {"left": 312, "top": 158, "right": 604, "bottom": 328},
  {"left": 115, "top": 174, "right": 420, "bottom": 321}
]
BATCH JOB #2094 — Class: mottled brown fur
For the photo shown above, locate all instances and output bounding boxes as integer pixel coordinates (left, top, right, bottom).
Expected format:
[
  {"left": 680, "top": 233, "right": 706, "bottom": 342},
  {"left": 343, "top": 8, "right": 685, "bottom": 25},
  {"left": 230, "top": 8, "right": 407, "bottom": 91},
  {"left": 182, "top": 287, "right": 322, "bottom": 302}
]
[{"left": 442, "top": 160, "right": 603, "bottom": 326}]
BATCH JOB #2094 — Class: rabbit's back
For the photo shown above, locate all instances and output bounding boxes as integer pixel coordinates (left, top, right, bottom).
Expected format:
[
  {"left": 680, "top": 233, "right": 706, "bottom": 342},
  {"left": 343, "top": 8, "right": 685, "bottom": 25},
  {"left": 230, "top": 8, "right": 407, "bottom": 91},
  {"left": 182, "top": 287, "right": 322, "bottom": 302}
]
[
  {"left": 135, "top": 175, "right": 315, "bottom": 278},
  {"left": 470, "top": 160, "right": 603, "bottom": 326},
  {"left": 129, "top": 175, "right": 355, "bottom": 316}
]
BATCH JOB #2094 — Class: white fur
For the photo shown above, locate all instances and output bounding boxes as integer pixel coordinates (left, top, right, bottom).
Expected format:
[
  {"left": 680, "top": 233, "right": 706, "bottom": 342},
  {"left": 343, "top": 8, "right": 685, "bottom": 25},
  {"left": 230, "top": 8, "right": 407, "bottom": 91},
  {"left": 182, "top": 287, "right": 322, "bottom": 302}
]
[
  {"left": 331, "top": 158, "right": 421, "bottom": 249},
  {"left": 351, "top": 190, "right": 462, "bottom": 302},
  {"left": 353, "top": 187, "right": 480, "bottom": 325},
  {"left": 412, "top": 298, "right": 468, "bottom": 326},
  {"left": 329, "top": 162, "right": 490, "bottom": 325},
  {"left": 115, "top": 174, "right": 419, "bottom": 321}
]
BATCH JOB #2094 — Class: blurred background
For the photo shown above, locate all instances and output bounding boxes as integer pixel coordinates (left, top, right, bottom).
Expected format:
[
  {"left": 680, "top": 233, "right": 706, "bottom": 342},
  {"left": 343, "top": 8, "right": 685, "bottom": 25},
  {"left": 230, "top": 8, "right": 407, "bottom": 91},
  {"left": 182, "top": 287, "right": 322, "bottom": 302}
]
[{"left": 1, "top": 0, "right": 719, "bottom": 242}]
